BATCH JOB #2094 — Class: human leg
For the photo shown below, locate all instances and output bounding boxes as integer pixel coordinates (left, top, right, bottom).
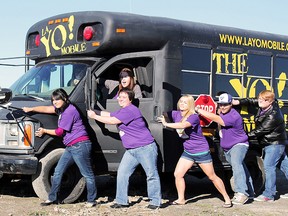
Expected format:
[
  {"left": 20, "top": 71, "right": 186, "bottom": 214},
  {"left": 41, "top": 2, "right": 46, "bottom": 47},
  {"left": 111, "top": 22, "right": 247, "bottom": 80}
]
[
  {"left": 257, "top": 144, "right": 285, "bottom": 200},
  {"left": 278, "top": 152, "right": 288, "bottom": 198},
  {"left": 279, "top": 152, "right": 288, "bottom": 180},
  {"left": 115, "top": 150, "right": 139, "bottom": 205},
  {"left": 134, "top": 142, "right": 162, "bottom": 206},
  {"left": 48, "top": 148, "right": 74, "bottom": 202},
  {"left": 69, "top": 141, "right": 97, "bottom": 203},
  {"left": 173, "top": 157, "right": 193, "bottom": 204},
  {"left": 225, "top": 144, "right": 252, "bottom": 196},
  {"left": 199, "top": 162, "right": 231, "bottom": 205}
]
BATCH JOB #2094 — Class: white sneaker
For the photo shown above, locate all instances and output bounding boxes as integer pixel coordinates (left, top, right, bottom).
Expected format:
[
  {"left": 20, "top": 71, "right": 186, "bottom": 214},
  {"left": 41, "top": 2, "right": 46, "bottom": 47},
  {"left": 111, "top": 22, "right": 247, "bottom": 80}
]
[
  {"left": 254, "top": 195, "right": 274, "bottom": 202},
  {"left": 85, "top": 202, "right": 96, "bottom": 208},
  {"left": 280, "top": 193, "right": 288, "bottom": 199},
  {"left": 232, "top": 192, "right": 248, "bottom": 205}
]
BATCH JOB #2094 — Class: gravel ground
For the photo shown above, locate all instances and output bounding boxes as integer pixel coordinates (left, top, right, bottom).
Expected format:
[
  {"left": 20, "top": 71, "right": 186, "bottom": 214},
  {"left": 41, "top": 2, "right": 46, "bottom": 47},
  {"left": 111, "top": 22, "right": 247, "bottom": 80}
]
[{"left": 1, "top": 170, "right": 288, "bottom": 216}]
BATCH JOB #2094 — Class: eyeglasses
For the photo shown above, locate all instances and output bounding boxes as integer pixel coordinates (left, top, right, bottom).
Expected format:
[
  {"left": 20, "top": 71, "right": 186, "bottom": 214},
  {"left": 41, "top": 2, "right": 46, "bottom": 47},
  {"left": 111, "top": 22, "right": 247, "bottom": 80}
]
[
  {"left": 218, "top": 103, "right": 231, "bottom": 107},
  {"left": 258, "top": 97, "right": 269, "bottom": 102}
]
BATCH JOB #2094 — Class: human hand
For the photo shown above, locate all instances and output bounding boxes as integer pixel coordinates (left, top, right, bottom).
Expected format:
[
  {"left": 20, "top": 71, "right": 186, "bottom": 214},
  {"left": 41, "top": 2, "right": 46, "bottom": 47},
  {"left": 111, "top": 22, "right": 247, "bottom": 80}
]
[
  {"left": 22, "top": 107, "right": 33, "bottom": 113},
  {"left": 157, "top": 115, "right": 166, "bottom": 124},
  {"left": 87, "top": 109, "right": 97, "bottom": 119},
  {"left": 232, "top": 99, "right": 240, "bottom": 105},
  {"left": 35, "top": 127, "right": 45, "bottom": 137}
]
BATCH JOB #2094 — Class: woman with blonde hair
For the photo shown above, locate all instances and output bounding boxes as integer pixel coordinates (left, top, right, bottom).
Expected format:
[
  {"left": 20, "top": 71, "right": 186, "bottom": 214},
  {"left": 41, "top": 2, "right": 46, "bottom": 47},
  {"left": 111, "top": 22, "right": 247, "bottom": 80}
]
[{"left": 158, "top": 95, "right": 231, "bottom": 207}]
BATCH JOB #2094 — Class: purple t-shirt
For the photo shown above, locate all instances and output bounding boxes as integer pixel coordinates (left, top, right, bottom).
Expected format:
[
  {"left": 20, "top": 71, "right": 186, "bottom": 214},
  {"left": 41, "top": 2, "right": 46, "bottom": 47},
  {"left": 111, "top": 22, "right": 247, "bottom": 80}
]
[
  {"left": 220, "top": 108, "right": 249, "bottom": 151},
  {"left": 171, "top": 111, "right": 209, "bottom": 154},
  {"left": 58, "top": 104, "right": 88, "bottom": 145},
  {"left": 110, "top": 104, "right": 154, "bottom": 149}
]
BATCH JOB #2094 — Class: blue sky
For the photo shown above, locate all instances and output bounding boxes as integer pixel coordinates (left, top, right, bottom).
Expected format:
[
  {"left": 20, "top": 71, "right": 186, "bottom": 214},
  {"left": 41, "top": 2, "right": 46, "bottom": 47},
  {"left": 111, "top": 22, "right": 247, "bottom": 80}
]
[{"left": 0, "top": 0, "right": 287, "bottom": 87}]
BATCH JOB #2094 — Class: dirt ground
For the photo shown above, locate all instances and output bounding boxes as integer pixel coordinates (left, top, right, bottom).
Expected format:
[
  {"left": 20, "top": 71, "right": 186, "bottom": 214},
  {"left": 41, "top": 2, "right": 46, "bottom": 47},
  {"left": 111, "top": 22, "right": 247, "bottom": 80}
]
[{"left": 1, "top": 170, "right": 288, "bottom": 216}]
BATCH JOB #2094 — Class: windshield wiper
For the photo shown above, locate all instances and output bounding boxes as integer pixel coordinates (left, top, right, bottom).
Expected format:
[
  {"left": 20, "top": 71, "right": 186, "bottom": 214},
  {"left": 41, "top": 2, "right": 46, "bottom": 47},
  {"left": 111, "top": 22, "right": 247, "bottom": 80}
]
[{"left": 16, "top": 94, "right": 45, "bottom": 102}]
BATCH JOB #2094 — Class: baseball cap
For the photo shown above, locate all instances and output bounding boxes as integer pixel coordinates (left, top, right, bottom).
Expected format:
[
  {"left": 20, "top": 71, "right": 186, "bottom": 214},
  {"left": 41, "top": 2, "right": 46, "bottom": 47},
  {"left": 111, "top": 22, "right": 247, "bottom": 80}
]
[{"left": 218, "top": 93, "right": 232, "bottom": 104}]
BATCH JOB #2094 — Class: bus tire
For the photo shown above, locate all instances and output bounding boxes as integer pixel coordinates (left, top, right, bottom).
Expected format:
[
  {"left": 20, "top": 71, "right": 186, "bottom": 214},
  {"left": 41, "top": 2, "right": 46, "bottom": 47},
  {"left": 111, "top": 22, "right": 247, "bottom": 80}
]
[
  {"left": 32, "top": 148, "right": 86, "bottom": 204},
  {"left": 245, "top": 154, "right": 265, "bottom": 195},
  {"left": 229, "top": 153, "right": 265, "bottom": 195}
]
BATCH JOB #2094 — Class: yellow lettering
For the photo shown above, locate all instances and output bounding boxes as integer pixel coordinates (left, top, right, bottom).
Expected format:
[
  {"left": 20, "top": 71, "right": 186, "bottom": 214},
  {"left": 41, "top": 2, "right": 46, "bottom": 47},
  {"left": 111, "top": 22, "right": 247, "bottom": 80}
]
[
  {"left": 214, "top": 52, "right": 248, "bottom": 74},
  {"left": 61, "top": 42, "right": 87, "bottom": 55},
  {"left": 277, "top": 72, "right": 287, "bottom": 97},
  {"left": 238, "top": 53, "right": 248, "bottom": 73},
  {"left": 249, "top": 79, "right": 271, "bottom": 97},
  {"left": 40, "top": 27, "right": 52, "bottom": 57},
  {"left": 213, "top": 53, "right": 225, "bottom": 73},
  {"left": 51, "top": 25, "right": 67, "bottom": 51}
]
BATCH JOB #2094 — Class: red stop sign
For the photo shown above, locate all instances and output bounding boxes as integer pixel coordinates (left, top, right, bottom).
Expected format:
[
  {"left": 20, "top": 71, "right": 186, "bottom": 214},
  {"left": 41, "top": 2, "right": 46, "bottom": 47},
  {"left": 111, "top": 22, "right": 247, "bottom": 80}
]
[{"left": 195, "top": 95, "right": 217, "bottom": 127}]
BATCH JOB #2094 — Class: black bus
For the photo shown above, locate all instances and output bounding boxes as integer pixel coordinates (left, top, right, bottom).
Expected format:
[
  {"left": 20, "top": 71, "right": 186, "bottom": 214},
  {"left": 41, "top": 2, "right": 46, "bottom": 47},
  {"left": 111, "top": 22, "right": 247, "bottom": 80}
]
[{"left": 1, "top": 11, "right": 287, "bottom": 203}]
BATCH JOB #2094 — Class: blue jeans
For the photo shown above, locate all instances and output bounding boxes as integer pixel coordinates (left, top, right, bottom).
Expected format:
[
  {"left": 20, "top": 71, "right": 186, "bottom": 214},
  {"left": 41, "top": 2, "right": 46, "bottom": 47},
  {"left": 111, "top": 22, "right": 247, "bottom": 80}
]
[
  {"left": 262, "top": 144, "right": 285, "bottom": 199},
  {"left": 224, "top": 144, "right": 254, "bottom": 197},
  {"left": 49, "top": 141, "right": 97, "bottom": 203},
  {"left": 115, "top": 142, "right": 162, "bottom": 206},
  {"left": 280, "top": 152, "right": 288, "bottom": 179}
]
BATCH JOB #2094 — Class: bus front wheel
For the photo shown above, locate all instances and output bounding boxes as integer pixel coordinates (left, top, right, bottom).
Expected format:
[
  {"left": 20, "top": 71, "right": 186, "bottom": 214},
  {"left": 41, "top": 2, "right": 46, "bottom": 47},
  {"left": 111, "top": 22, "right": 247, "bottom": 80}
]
[{"left": 32, "top": 148, "right": 86, "bottom": 204}]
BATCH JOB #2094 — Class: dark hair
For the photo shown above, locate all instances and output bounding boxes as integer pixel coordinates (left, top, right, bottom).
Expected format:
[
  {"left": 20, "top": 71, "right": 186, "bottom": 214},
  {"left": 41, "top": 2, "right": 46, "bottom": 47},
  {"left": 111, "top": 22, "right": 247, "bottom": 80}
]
[
  {"left": 118, "top": 67, "right": 136, "bottom": 92},
  {"left": 51, "top": 88, "right": 70, "bottom": 114},
  {"left": 119, "top": 87, "right": 135, "bottom": 101}
]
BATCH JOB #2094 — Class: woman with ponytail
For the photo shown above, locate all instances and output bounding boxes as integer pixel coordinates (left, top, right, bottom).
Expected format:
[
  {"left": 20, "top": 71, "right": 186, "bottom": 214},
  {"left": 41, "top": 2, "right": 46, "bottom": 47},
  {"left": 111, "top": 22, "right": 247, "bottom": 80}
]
[
  {"left": 158, "top": 95, "right": 231, "bottom": 208},
  {"left": 23, "top": 88, "right": 97, "bottom": 208}
]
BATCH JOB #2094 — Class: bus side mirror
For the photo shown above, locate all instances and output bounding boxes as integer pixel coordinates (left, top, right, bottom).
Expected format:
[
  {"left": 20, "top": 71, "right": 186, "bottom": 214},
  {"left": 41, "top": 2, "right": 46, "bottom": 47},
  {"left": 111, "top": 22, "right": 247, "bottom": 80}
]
[{"left": 0, "top": 88, "right": 12, "bottom": 104}]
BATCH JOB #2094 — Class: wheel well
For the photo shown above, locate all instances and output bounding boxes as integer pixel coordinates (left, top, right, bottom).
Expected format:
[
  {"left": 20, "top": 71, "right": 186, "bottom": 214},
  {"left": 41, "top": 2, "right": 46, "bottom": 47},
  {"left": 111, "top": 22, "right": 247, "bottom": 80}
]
[{"left": 35, "top": 138, "right": 65, "bottom": 160}]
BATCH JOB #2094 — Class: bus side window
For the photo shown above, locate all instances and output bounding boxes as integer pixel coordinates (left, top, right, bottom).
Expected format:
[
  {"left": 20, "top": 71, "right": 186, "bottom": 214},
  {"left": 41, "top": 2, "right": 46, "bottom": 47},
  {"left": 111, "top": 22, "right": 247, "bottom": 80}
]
[
  {"left": 275, "top": 57, "right": 288, "bottom": 100},
  {"left": 181, "top": 46, "right": 211, "bottom": 95},
  {"left": 213, "top": 49, "right": 246, "bottom": 97},
  {"left": 134, "top": 58, "right": 153, "bottom": 98}
]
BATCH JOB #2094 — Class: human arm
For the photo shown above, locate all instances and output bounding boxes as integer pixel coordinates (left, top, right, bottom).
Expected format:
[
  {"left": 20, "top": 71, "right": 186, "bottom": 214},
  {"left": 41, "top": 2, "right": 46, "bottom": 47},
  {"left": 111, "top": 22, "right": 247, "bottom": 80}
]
[
  {"left": 157, "top": 115, "right": 191, "bottom": 129},
  {"left": 87, "top": 109, "right": 122, "bottom": 125},
  {"left": 35, "top": 127, "right": 57, "bottom": 137},
  {"left": 237, "top": 98, "right": 258, "bottom": 107},
  {"left": 195, "top": 107, "right": 225, "bottom": 126},
  {"left": 248, "top": 112, "right": 282, "bottom": 138},
  {"left": 133, "top": 84, "right": 143, "bottom": 99},
  {"left": 22, "top": 105, "right": 55, "bottom": 114}
]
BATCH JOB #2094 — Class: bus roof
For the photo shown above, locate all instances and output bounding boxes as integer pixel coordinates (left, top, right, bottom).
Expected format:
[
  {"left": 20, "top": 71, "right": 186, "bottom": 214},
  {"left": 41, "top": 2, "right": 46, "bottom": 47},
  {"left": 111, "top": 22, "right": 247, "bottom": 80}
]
[{"left": 25, "top": 11, "right": 288, "bottom": 61}]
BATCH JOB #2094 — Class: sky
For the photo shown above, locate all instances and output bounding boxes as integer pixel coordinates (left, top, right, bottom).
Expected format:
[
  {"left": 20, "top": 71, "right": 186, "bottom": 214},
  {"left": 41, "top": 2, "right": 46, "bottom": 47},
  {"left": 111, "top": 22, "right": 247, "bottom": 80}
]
[{"left": 0, "top": 0, "right": 287, "bottom": 88}]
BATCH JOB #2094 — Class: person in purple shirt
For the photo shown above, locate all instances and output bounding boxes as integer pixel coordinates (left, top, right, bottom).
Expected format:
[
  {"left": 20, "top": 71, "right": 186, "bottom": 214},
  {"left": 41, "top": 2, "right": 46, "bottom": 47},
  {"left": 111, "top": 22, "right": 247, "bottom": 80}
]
[
  {"left": 87, "top": 88, "right": 161, "bottom": 210},
  {"left": 196, "top": 93, "right": 254, "bottom": 205},
  {"left": 157, "top": 94, "right": 231, "bottom": 208},
  {"left": 97, "top": 67, "right": 142, "bottom": 99},
  {"left": 23, "top": 88, "right": 97, "bottom": 208}
]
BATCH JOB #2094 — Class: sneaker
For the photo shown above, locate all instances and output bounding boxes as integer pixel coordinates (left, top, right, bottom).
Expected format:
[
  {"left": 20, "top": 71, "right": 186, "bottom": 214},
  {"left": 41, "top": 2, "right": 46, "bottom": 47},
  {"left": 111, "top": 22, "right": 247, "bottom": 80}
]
[
  {"left": 40, "top": 200, "right": 56, "bottom": 206},
  {"left": 110, "top": 203, "right": 129, "bottom": 209},
  {"left": 85, "top": 202, "right": 96, "bottom": 208},
  {"left": 254, "top": 195, "right": 274, "bottom": 202},
  {"left": 146, "top": 204, "right": 160, "bottom": 210},
  {"left": 280, "top": 193, "right": 288, "bottom": 199},
  {"left": 232, "top": 193, "right": 248, "bottom": 205}
]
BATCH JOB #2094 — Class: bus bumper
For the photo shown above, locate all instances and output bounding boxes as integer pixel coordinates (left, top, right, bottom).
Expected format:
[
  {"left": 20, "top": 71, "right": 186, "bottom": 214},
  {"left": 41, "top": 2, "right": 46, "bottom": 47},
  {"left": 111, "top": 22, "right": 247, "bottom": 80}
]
[{"left": 0, "top": 155, "right": 38, "bottom": 175}]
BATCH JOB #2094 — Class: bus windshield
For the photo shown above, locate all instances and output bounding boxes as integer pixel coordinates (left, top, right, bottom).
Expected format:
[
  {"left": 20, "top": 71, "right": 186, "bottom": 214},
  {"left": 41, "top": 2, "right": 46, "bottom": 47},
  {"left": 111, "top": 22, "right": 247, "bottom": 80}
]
[{"left": 10, "top": 62, "right": 89, "bottom": 99}]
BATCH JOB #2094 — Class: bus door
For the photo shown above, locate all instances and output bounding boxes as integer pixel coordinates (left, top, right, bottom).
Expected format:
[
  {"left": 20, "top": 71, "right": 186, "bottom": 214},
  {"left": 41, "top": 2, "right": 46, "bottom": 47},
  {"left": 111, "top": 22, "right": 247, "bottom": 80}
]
[{"left": 88, "top": 52, "right": 161, "bottom": 172}]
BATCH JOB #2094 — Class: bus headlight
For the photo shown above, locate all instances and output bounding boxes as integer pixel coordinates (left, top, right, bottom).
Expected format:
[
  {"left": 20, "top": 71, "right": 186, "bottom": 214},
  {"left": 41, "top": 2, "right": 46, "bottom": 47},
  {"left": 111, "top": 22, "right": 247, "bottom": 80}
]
[{"left": 9, "top": 124, "right": 18, "bottom": 136}]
